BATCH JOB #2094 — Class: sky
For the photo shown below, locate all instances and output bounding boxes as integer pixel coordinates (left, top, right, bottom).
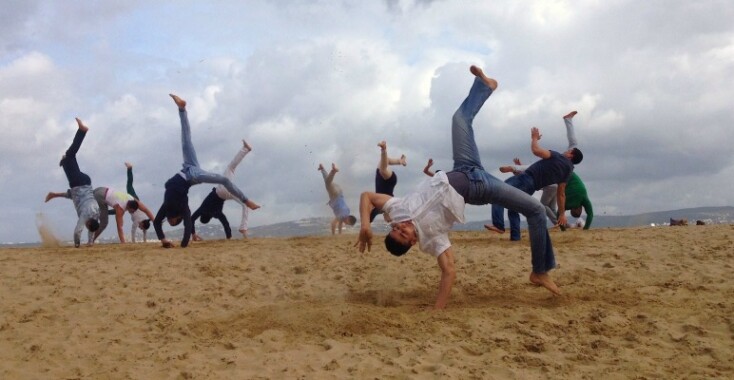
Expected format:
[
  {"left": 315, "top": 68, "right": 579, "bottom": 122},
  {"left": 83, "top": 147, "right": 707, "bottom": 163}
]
[{"left": 1, "top": 0, "right": 733, "bottom": 244}]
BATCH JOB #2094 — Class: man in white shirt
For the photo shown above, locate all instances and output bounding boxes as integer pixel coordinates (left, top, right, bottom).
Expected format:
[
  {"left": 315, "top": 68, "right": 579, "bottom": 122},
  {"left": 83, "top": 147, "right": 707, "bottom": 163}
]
[{"left": 356, "top": 66, "right": 560, "bottom": 309}]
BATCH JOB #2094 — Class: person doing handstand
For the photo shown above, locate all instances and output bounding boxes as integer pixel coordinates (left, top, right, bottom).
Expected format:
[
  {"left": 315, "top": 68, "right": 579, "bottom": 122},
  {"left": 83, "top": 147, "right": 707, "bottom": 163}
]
[
  {"left": 318, "top": 163, "right": 356, "bottom": 234},
  {"left": 356, "top": 66, "right": 561, "bottom": 309},
  {"left": 153, "top": 94, "right": 260, "bottom": 248}
]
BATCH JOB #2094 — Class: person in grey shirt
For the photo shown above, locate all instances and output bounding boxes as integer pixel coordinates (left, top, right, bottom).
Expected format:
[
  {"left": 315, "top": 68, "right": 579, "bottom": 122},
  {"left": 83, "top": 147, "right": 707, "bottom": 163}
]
[{"left": 47, "top": 118, "right": 101, "bottom": 247}]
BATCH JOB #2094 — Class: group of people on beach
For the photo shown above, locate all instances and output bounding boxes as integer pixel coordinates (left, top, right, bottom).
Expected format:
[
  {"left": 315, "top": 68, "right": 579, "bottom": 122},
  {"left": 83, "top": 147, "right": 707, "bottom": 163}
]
[
  {"left": 46, "top": 94, "right": 261, "bottom": 249},
  {"left": 47, "top": 66, "right": 594, "bottom": 309}
]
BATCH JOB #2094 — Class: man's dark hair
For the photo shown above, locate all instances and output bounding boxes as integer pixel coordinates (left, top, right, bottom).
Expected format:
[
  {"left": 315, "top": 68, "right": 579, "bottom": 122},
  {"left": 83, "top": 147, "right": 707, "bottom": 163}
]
[
  {"left": 200, "top": 214, "right": 212, "bottom": 224},
  {"left": 570, "top": 207, "right": 582, "bottom": 218},
  {"left": 384, "top": 234, "right": 411, "bottom": 256},
  {"left": 344, "top": 215, "right": 357, "bottom": 226},
  {"left": 571, "top": 148, "right": 583, "bottom": 165},
  {"left": 127, "top": 200, "right": 139, "bottom": 211},
  {"left": 88, "top": 219, "right": 100, "bottom": 232},
  {"left": 140, "top": 219, "right": 151, "bottom": 230}
]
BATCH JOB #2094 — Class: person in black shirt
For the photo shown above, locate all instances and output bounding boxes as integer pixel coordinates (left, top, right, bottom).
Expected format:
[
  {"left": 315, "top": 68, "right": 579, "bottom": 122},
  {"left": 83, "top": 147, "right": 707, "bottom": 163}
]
[{"left": 153, "top": 94, "right": 260, "bottom": 248}]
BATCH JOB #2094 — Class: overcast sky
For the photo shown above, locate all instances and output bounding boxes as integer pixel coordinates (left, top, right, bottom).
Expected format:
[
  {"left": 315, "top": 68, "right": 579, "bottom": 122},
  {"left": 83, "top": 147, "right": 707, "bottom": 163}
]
[{"left": 1, "top": 0, "right": 733, "bottom": 244}]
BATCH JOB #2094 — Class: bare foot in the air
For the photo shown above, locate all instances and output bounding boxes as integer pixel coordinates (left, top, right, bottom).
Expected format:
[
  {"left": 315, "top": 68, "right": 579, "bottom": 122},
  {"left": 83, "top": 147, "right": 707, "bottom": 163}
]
[
  {"left": 169, "top": 94, "right": 186, "bottom": 109},
  {"left": 563, "top": 111, "right": 577, "bottom": 120},
  {"left": 125, "top": 162, "right": 132, "bottom": 169},
  {"left": 378, "top": 140, "right": 387, "bottom": 151},
  {"left": 245, "top": 200, "right": 261, "bottom": 210},
  {"left": 469, "top": 65, "right": 498, "bottom": 90},
  {"left": 399, "top": 154, "right": 407, "bottom": 166},
  {"left": 530, "top": 272, "right": 561, "bottom": 296},
  {"left": 75, "top": 118, "right": 89, "bottom": 132},
  {"left": 331, "top": 163, "right": 339, "bottom": 173},
  {"left": 499, "top": 166, "right": 515, "bottom": 173},
  {"left": 423, "top": 158, "right": 434, "bottom": 176},
  {"left": 317, "top": 163, "right": 324, "bottom": 171},
  {"left": 243, "top": 139, "right": 252, "bottom": 151},
  {"left": 44, "top": 192, "right": 54, "bottom": 203},
  {"left": 484, "top": 224, "right": 505, "bottom": 234}
]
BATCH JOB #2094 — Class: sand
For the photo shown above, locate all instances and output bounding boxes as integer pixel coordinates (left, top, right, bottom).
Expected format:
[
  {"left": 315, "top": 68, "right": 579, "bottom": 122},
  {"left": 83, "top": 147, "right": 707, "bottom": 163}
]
[{"left": 1, "top": 225, "right": 733, "bottom": 379}]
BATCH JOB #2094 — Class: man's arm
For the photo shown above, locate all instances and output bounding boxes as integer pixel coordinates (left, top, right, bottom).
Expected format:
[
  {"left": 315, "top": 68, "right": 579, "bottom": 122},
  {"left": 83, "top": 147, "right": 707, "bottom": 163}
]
[
  {"left": 153, "top": 204, "right": 170, "bottom": 247},
  {"left": 136, "top": 201, "right": 156, "bottom": 221},
  {"left": 582, "top": 198, "right": 593, "bottom": 230},
  {"left": 180, "top": 208, "right": 192, "bottom": 248},
  {"left": 190, "top": 208, "right": 201, "bottom": 237},
  {"left": 556, "top": 182, "right": 568, "bottom": 226},
  {"left": 434, "top": 248, "right": 457, "bottom": 309},
  {"left": 131, "top": 220, "right": 137, "bottom": 243},
  {"left": 73, "top": 218, "right": 84, "bottom": 248},
  {"left": 355, "top": 192, "right": 393, "bottom": 252},
  {"left": 218, "top": 213, "right": 232, "bottom": 239},
  {"left": 114, "top": 205, "right": 126, "bottom": 243},
  {"left": 530, "top": 127, "right": 551, "bottom": 159}
]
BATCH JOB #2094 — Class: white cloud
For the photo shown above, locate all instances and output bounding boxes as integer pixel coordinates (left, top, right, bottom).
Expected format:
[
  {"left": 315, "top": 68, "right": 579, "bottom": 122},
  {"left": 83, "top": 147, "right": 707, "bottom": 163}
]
[{"left": 1, "top": 1, "right": 734, "bottom": 243}]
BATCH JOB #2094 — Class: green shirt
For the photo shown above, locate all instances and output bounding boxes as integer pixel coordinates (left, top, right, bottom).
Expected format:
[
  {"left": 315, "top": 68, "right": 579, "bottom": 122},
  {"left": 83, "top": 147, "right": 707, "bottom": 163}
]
[{"left": 564, "top": 172, "right": 593, "bottom": 229}]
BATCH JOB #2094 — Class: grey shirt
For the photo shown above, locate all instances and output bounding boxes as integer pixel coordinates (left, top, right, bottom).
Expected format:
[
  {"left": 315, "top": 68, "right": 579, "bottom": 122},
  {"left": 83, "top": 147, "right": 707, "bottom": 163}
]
[{"left": 68, "top": 185, "right": 100, "bottom": 247}]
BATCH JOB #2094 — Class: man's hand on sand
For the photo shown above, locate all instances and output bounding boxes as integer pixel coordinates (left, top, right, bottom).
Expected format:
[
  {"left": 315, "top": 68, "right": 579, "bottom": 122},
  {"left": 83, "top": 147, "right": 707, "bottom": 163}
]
[
  {"left": 161, "top": 239, "right": 175, "bottom": 248},
  {"left": 355, "top": 227, "right": 373, "bottom": 253}
]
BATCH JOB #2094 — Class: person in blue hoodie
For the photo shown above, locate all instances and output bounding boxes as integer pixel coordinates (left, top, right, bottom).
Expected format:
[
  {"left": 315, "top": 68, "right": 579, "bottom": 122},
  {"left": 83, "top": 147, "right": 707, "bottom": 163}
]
[{"left": 153, "top": 94, "right": 260, "bottom": 248}]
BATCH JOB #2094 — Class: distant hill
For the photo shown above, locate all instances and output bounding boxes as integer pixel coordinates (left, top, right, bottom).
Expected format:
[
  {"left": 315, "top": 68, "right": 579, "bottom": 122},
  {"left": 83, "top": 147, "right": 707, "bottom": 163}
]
[{"left": 164, "top": 206, "right": 734, "bottom": 240}]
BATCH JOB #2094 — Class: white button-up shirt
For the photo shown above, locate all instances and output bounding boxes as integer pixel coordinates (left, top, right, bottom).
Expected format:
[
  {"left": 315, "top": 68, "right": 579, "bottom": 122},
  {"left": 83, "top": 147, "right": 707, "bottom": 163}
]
[{"left": 383, "top": 171, "right": 465, "bottom": 257}]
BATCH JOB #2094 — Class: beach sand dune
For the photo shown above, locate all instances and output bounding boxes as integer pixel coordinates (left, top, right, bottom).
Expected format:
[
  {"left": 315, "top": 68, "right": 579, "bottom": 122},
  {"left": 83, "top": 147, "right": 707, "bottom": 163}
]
[{"left": 1, "top": 225, "right": 733, "bottom": 379}]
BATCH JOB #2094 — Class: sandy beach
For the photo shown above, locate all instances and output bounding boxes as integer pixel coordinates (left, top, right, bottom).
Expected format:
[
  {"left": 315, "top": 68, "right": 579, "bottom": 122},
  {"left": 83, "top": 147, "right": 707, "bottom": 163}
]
[{"left": 1, "top": 224, "right": 733, "bottom": 379}]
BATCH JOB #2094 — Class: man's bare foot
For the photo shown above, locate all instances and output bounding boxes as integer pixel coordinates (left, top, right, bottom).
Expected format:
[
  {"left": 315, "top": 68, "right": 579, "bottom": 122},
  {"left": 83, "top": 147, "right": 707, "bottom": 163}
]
[
  {"left": 563, "top": 111, "right": 577, "bottom": 120},
  {"left": 513, "top": 157, "right": 522, "bottom": 165},
  {"left": 45, "top": 192, "right": 54, "bottom": 203},
  {"left": 169, "top": 94, "right": 186, "bottom": 109},
  {"left": 192, "top": 233, "right": 203, "bottom": 242},
  {"left": 331, "top": 163, "right": 339, "bottom": 173},
  {"left": 469, "top": 65, "right": 498, "bottom": 91},
  {"left": 317, "top": 163, "right": 324, "bottom": 171},
  {"left": 530, "top": 272, "right": 561, "bottom": 296},
  {"left": 245, "top": 200, "right": 261, "bottom": 210},
  {"left": 399, "top": 154, "right": 407, "bottom": 166},
  {"left": 239, "top": 228, "right": 248, "bottom": 238},
  {"left": 499, "top": 166, "right": 515, "bottom": 173},
  {"left": 75, "top": 118, "right": 89, "bottom": 132},
  {"left": 378, "top": 140, "right": 387, "bottom": 151},
  {"left": 125, "top": 162, "right": 132, "bottom": 169},
  {"left": 484, "top": 224, "right": 505, "bottom": 234},
  {"left": 243, "top": 139, "right": 252, "bottom": 151}
]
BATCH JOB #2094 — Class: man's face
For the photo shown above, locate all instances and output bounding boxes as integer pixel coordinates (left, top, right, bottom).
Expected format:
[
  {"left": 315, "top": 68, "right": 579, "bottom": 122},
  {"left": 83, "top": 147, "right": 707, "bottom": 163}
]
[{"left": 389, "top": 221, "right": 417, "bottom": 246}]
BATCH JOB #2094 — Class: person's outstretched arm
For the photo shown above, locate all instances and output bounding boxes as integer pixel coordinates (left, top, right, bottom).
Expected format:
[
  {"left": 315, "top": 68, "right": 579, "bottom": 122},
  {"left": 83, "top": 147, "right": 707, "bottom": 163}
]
[
  {"left": 582, "top": 198, "right": 593, "bottom": 229},
  {"left": 153, "top": 205, "right": 171, "bottom": 247},
  {"left": 556, "top": 183, "right": 568, "bottom": 227},
  {"left": 180, "top": 208, "right": 193, "bottom": 248},
  {"left": 355, "top": 191, "right": 392, "bottom": 252},
  {"left": 190, "top": 208, "right": 202, "bottom": 240},
  {"left": 434, "top": 248, "right": 457, "bottom": 310},
  {"left": 530, "top": 127, "right": 551, "bottom": 159},
  {"left": 218, "top": 213, "right": 232, "bottom": 239}
]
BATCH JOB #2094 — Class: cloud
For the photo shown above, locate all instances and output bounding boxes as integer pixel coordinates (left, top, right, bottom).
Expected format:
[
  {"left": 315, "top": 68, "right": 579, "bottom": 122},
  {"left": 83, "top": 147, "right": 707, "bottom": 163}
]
[{"left": 1, "top": 1, "right": 734, "bottom": 243}]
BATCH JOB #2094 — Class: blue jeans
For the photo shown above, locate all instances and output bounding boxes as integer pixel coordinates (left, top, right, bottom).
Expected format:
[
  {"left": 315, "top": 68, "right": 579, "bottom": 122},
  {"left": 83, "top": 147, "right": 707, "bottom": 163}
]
[
  {"left": 178, "top": 109, "right": 249, "bottom": 203},
  {"left": 450, "top": 77, "right": 555, "bottom": 274},
  {"left": 491, "top": 173, "right": 536, "bottom": 241}
]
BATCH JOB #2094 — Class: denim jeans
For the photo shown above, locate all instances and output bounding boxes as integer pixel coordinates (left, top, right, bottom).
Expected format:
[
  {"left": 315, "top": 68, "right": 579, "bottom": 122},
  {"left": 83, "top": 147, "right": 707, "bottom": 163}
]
[
  {"left": 450, "top": 77, "right": 556, "bottom": 274},
  {"left": 491, "top": 173, "right": 536, "bottom": 241},
  {"left": 177, "top": 109, "right": 249, "bottom": 203}
]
